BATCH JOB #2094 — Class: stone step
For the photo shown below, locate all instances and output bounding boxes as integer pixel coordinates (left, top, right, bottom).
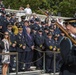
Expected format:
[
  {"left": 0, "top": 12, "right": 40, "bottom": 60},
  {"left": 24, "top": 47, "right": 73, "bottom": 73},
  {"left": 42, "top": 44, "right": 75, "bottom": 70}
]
[
  {"left": 10, "top": 70, "right": 44, "bottom": 75},
  {"left": 0, "top": 65, "right": 59, "bottom": 75},
  {"left": 0, "top": 70, "right": 59, "bottom": 75},
  {"left": 41, "top": 73, "right": 59, "bottom": 75},
  {"left": 9, "top": 71, "right": 59, "bottom": 75}
]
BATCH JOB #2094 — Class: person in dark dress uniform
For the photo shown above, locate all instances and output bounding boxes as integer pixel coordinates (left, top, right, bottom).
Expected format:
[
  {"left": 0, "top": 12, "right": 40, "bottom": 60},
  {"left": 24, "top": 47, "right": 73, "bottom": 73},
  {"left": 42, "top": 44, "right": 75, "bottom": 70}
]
[
  {"left": 59, "top": 19, "right": 76, "bottom": 75},
  {"left": 41, "top": 21, "right": 46, "bottom": 31},
  {"left": 0, "top": 11, "right": 10, "bottom": 33},
  {"left": 29, "top": 19, "right": 34, "bottom": 30},
  {"left": 7, "top": 24, "right": 16, "bottom": 52},
  {"left": 43, "top": 27, "right": 49, "bottom": 40},
  {"left": 18, "top": 16, "right": 25, "bottom": 28},
  {"left": 44, "top": 32, "right": 55, "bottom": 73},
  {"left": 0, "top": 11, "right": 6, "bottom": 39},
  {"left": 31, "top": 27, "right": 37, "bottom": 66},
  {"left": 6, "top": 24, "right": 17, "bottom": 72},
  {"left": 10, "top": 13, "right": 16, "bottom": 25},
  {"left": 31, "top": 27, "right": 37, "bottom": 40},
  {"left": 53, "top": 24, "right": 61, "bottom": 37},
  {"left": 54, "top": 35, "right": 61, "bottom": 72},
  {"left": 16, "top": 27, "right": 26, "bottom": 71},
  {"left": 32, "top": 18, "right": 41, "bottom": 31},
  {"left": 35, "top": 29, "right": 44, "bottom": 69},
  {"left": 23, "top": 20, "right": 29, "bottom": 37}
]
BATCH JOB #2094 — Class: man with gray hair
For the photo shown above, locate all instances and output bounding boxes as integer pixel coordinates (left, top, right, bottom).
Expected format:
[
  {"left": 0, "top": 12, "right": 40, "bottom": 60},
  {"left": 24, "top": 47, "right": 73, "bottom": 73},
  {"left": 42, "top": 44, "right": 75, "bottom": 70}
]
[{"left": 24, "top": 27, "right": 34, "bottom": 71}]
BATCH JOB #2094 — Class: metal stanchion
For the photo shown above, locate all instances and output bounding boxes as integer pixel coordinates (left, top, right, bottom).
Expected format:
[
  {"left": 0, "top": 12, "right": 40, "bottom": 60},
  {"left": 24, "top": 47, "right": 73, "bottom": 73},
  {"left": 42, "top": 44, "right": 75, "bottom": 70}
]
[
  {"left": 53, "top": 51, "right": 56, "bottom": 75},
  {"left": 7, "top": 68, "right": 9, "bottom": 75},
  {"left": 53, "top": 51, "right": 60, "bottom": 75},
  {"left": 0, "top": 52, "right": 18, "bottom": 75},
  {"left": 16, "top": 52, "right": 18, "bottom": 75},
  {"left": 34, "top": 48, "right": 60, "bottom": 75},
  {"left": 43, "top": 52, "right": 45, "bottom": 73}
]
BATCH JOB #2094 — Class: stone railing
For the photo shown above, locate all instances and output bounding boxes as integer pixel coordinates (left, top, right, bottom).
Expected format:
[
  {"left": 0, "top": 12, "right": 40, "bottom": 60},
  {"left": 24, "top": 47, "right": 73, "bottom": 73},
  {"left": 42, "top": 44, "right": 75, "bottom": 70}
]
[{"left": 5, "top": 9, "right": 71, "bottom": 21}]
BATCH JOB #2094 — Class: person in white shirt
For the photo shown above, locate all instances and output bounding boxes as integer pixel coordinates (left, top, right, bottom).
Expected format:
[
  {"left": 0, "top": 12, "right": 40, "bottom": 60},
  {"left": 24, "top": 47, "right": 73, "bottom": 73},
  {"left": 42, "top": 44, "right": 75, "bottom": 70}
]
[{"left": 24, "top": 4, "right": 32, "bottom": 14}]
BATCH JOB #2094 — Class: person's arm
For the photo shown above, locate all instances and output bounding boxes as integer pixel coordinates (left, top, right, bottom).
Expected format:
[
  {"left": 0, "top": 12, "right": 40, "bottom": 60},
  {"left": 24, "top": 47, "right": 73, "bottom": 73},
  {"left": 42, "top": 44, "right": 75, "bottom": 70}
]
[
  {"left": 0, "top": 18, "right": 3, "bottom": 29},
  {"left": 35, "top": 36, "right": 41, "bottom": 46},
  {"left": 30, "top": 9, "right": 32, "bottom": 14},
  {"left": 0, "top": 40, "right": 4, "bottom": 49},
  {"left": 60, "top": 38, "right": 76, "bottom": 64}
]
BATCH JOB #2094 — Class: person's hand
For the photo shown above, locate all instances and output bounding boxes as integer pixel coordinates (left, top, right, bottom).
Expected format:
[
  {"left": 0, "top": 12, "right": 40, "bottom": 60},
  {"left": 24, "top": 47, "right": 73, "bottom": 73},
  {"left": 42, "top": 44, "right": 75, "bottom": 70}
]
[
  {"left": 0, "top": 26, "right": 2, "bottom": 29},
  {"left": 31, "top": 46, "right": 34, "bottom": 50},
  {"left": 57, "top": 48, "right": 60, "bottom": 51},
  {"left": 53, "top": 48, "right": 56, "bottom": 51},
  {"left": 23, "top": 46, "right": 26, "bottom": 49},
  {"left": 12, "top": 43, "right": 16, "bottom": 47}
]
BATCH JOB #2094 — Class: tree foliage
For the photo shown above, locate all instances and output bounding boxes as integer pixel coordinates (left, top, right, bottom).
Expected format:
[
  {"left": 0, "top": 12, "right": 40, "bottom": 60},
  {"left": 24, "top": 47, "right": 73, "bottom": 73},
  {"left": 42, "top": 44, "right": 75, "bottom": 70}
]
[
  {"left": 58, "top": 0, "right": 76, "bottom": 17},
  {"left": 3, "top": 0, "right": 76, "bottom": 17}
]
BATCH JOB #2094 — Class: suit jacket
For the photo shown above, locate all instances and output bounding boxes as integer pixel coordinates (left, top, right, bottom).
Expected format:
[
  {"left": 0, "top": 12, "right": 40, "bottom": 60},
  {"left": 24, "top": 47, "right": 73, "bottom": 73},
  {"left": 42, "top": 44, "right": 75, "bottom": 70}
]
[
  {"left": 22, "top": 25, "right": 27, "bottom": 36},
  {"left": 25, "top": 33, "right": 34, "bottom": 51}
]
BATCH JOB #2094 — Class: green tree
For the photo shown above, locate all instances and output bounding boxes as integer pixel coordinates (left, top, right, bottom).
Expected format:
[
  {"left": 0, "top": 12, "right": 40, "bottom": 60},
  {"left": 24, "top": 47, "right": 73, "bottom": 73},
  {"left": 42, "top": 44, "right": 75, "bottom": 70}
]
[
  {"left": 3, "top": 0, "right": 76, "bottom": 17},
  {"left": 58, "top": 0, "right": 76, "bottom": 17}
]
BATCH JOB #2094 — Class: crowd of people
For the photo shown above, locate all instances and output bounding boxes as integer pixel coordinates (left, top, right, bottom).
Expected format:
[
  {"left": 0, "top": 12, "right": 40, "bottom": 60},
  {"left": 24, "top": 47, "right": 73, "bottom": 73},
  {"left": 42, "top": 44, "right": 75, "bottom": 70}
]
[{"left": 0, "top": 1, "right": 65, "bottom": 75}]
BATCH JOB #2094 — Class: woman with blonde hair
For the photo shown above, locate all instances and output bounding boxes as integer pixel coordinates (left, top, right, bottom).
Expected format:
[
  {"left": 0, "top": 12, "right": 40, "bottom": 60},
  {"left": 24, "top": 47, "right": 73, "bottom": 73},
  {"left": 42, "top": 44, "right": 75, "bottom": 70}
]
[{"left": 2, "top": 32, "right": 10, "bottom": 75}]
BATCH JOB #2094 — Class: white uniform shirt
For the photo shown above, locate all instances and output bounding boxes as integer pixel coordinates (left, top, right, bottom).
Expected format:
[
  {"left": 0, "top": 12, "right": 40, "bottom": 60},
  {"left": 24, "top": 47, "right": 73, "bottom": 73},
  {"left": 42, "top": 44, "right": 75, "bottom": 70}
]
[{"left": 24, "top": 8, "right": 32, "bottom": 14}]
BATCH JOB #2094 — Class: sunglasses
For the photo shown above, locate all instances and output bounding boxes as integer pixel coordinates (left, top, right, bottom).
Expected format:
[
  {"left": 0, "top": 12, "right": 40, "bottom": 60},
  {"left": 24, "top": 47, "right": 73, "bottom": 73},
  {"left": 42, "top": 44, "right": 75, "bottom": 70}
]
[{"left": 5, "top": 34, "right": 9, "bottom": 35}]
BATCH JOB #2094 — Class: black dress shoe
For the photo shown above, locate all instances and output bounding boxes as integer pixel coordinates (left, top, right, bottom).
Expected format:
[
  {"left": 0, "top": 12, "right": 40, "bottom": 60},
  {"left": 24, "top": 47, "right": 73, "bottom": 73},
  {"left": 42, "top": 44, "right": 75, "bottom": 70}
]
[
  {"left": 18, "top": 69, "right": 22, "bottom": 72},
  {"left": 25, "top": 68, "right": 33, "bottom": 71},
  {"left": 45, "top": 70, "right": 51, "bottom": 73},
  {"left": 36, "top": 67, "right": 41, "bottom": 70},
  {"left": 56, "top": 70, "right": 60, "bottom": 72}
]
